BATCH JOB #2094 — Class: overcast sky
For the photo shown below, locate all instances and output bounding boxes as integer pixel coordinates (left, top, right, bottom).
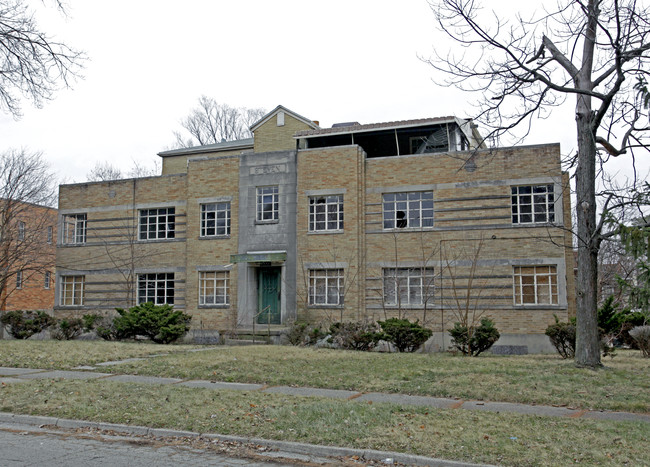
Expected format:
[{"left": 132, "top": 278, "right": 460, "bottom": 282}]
[{"left": 0, "top": 0, "right": 643, "bottom": 185}]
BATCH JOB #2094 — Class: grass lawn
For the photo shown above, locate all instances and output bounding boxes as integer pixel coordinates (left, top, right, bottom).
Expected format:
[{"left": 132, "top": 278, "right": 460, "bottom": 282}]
[
  {"left": 0, "top": 341, "right": 648, "bottom": 466},
  {"left": 0, "top": 378, "right": 647, "bottom": 467},
  {"left": 0, "top": 341, "right": 648, "bottom": 413}
]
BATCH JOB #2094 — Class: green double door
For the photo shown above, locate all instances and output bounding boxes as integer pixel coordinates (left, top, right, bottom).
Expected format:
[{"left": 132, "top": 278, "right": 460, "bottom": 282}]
[{"left": 257, "top": 267, "right": 281, "bottom": 324}]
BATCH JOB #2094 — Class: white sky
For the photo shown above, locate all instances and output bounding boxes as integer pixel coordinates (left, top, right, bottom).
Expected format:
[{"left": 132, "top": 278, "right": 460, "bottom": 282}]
[{"left": 0, "top": 0, "right": 644, "bottom": 185}]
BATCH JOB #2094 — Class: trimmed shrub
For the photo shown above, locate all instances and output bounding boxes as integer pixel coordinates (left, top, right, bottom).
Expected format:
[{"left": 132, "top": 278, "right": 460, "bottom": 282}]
[
  {"left": 545, "top": 315, "right": 576, "bottom": 359},
  {"left": 377, "top": 318, "right": 433, "bottom": 352},
  {"left": 328, "top": 321, "right": 382, "bottom": 351},
  {"left": 629, "top": 326, "right": 650, "bottom": 357},
  {"left": 95, "top": 316, "right": 119, "bottom": 341},
  {"left": 51, "top": 318, "right": 84, "bottom": 340},
  {"left": 449, "top": 318, "right": 500, "bottom": 356},
  {"left": 113, "top": 302, "right": 192, "bottom": 344},
  {"left": 0, "top": 310, "right": 56, "bottom": 339}
]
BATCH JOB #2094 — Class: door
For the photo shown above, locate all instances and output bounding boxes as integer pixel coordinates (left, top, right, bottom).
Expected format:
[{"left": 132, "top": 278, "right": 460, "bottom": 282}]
[{"left": 257, "top": 267, "right": 281, "bottom": 324}]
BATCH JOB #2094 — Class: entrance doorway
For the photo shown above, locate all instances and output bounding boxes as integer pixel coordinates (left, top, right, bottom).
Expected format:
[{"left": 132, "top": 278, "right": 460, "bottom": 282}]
[{"left": 257, "top": 266, "right": 281, "bottom": 324}]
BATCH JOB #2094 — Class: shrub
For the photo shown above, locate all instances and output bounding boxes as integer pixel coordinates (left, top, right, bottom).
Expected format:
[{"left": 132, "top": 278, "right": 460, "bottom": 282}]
[
  {"left": 82, "top": 313, "right": 103, "bottom": 332},
  {"left": 113, "top": 302, "right": 191, "bottom": 344},
  {"left": 51, "top": 318, "right": 84, "bottom": 340},
  {"left": 629, "top": 326, "right": 650, "bottom": 357},
  {"left": 285, "top": 321, "right": 325, "bottom": 346},
  {"left": 545, "top": 315, "right": 576, "bottom": 359},
  {"left": 0, "top": 310, "right": 56, "bottom": 339},
  {"left": 95, "top": 316, "right": 119, "bottom": 341},
  {"left": 377, "top": 318, "right": 433, "bottom": 352},
  {"left": 449, "top": 318, "right": 500, "bottom": 356},
  {"left": 328, "top": 321, "right": 382, "bottom": 351}
]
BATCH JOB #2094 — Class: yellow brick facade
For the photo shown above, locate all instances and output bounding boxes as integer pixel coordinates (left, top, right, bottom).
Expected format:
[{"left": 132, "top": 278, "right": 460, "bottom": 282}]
[{"left": 55, "top": 106, "right": 574, "bottom": 352}]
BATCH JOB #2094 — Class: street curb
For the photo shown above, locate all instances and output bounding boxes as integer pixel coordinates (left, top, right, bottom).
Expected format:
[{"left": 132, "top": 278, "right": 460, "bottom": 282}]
[{"left": 0, "top": 412, "right": 492, "bottom": 467}]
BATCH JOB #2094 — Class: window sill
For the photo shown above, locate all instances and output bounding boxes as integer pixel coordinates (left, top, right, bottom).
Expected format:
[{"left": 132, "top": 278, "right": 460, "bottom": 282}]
[
  {"left": 513, "top": 304, "right": 565, "bottom": 309},
  {"left": 198, "top": 235, "right": 231, "bottom": 240},
  {"left": 382, "top": 304, "right": 431, "bottom": 309},
  {"left": 308, "top": 304, "right": 344, "bottom": 309},
  {"left": 256, "top": 220, "right": 279, "bottom": 225},
  {"left": 198, "top": 304, "right": 230, "bottom": 309},
  {"left": 381, "top": 227, "right": 435, "bottom": 233},
  {"left": 307, "top": 230, "right": 344, "bottom": 235}
]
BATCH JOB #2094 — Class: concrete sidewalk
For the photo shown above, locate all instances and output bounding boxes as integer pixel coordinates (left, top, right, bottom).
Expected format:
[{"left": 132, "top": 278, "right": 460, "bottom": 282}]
[{"left": 1, "top": 366, "right": 648, "bottom": 424}]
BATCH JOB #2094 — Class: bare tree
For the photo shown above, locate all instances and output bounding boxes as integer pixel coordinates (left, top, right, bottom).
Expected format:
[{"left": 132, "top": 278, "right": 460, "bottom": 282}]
[
  {"left": 0, "top": 0, "right": 85, "bottom": 118},
  {"left": 0, "top": 149, "right": 57, "bottom": 322},
  {"left": 87, "top": 162, "right": 123, "bottom": 182},
  {"left": 173, "top": 96, "right": 266, "bottom": 148},
  {"left": 429, "top": 0, "right": 650, "bottom": 367},
  {"left": 86, "top": 158, "right": 160, "bottom": 182}
]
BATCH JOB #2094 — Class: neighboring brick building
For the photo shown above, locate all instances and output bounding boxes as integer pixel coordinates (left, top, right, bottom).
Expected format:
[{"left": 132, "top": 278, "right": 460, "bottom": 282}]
[
  {"left": 55, "top": 106, "right": 575, "bottom": 352},
  {"left": 1, "top": 201, "right": 57, "bottom": 314}
]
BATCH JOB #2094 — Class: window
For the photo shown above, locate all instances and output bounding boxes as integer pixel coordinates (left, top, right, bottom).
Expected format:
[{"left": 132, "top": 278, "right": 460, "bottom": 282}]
[
  {"left": 16, "top": 271, "right": 23, "bottom": 289},
  {"left": 200, "top": 203, "right": 230, "bottom": 237},
  {"left": 198, "top": 271, "right": 229, "bottom": 305},
  {"left": 60, "top": 275, "right": 85, "bottom": 306},
  {"left": 383, "top": 191, "right": 434, "bottom": 229},
  {"left": 62, "top": 214, "right": 87, "bottom": 244},
  {"left": 383, "top": 268, "right": 435, "bottom": 306},
  {"left": 513, "top": 266, "right": 558, "bottom": 305},
  {"left": 511, "top": 185, "right": 555, "bottom": 224},
  {"left": 47, "top": 226, "right": 53, "bottom": 244},
  {"left": 309, "top": 195, "right": 343, "bottom": 232},
  {"left": 44, "top": 271, "right": 51, "bottom": 289},
  {"left": 256, "top": 186, "right": 279, "bottom": 222},
  {"left": 18, "top": 221, "right": 25, "bottom": 241},
  {"left": 138, "top": 273, "right": 174, "bottom": 305},
  {"left": 139, "top": 208, "right": 175, "bottom": 240},
  {"left": 308, "top": 269, "right": 343, "bottom": 306}
]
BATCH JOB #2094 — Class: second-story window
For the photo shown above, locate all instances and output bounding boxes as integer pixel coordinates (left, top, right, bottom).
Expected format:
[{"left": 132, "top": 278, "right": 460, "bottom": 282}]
[
  {"left": 62, "top": 214, "right": 87, "bottom": 244},
  {"left": 256, "top": 186, "right": 279, "bottom": 222},
  {"left": 511, "top": 185, "right": 555, "bottom": 224},
  {"left": 18, "top": 221, "right": 25, "bottom": 241},
  {"left": 200, "top": 203, "right": 230, "bottom": 237},
  {"left": 383, "top": 191, "right": 434, "bottom": 229},
  {"left": 309, "top": 195, "right": 344, "bottom": 232},
  {"left": 47, "top": 226, "right": 53, "bottom": 244},
  {"left": 139, "top": 208, "right": 175, "bottom": 240}
]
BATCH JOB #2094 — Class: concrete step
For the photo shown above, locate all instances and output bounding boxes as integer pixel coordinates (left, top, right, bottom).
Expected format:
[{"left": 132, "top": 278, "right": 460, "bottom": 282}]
[{"left": 224, "top": 338, "right": 270, "bottom": 346}]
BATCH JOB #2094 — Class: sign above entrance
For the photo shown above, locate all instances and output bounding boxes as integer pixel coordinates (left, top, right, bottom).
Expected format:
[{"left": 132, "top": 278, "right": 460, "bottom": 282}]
[{"left": 230, "top": 252, "right": 287, "bottom": 263}]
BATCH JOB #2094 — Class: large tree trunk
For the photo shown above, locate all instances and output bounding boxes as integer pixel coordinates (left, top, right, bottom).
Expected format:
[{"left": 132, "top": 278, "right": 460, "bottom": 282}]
[{"left": 574, "top": 99, "right": 602, "bottom": 367}]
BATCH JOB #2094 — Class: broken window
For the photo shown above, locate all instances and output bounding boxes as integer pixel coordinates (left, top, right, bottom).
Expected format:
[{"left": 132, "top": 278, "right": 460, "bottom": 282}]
[
  {"left": 513, "top": 266, "right": 558, "bottom": 305},
  {"left": 383, "top": 191, "right": 434, "bottom": 229},
  {"left": 62, "top": 214, "right": 87, "bottom": 244},
  {"left": 511, "top": 185, "right": 555, "bottom": 224},
  {"left": 138, "top": 273, "right": 174, "bottom": 305},
  {"left": 409, "top": 127, "right": 449, "bottom": 154},
  {"left": 309, "top": 195, "right": 344, "bottom": 232}
]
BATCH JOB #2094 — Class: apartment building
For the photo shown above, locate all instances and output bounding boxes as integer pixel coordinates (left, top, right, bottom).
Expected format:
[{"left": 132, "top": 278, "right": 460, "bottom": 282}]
[
  {"left": 1, "top": 201, "right": 56, "bottom": 314},
  {"left": 55, "top": 106, "right": 575, "bottom": 352}
]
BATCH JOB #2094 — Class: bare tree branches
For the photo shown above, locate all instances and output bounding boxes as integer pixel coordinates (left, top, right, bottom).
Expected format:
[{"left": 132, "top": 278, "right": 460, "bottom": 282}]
[
  {"left": 0, "top": 149, "right": 57, "bottom": 312},
  {"left": 429, "top": 0, "right": 650, "bottom": 367},
  {"left": 0, "top": 0, "right": 85, "bottom": 118},
  {"left": 172, "top": 96, "right": 266, "bottom": 148}
]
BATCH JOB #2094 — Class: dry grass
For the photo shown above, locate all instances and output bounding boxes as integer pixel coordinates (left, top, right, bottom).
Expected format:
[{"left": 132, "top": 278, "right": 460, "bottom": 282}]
[
  {"left": 0, "top": 378, "right": 647, "bottom": 467},
  {"left": 0, "top": 340, "right": 203, "bottom": 369},
  {"left": 0, "top": 341, "right": 648, "bottom": 412}
]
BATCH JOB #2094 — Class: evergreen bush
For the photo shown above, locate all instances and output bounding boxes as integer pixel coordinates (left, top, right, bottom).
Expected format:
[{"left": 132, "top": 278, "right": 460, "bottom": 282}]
[
  {"left": 0, "top": 310, "right": 56, "bottom": 339},
  {"left": 112, "top": 302, "right": 192, "bottom": 344},
  {"left": 545, "top": 315, "right": 576, "bottom": 359},
  {"left": 328, "top": 321, "right": 382, "bottom": 351},
  {"left": 377, "top": 318, "right": 433, "bottom": 352},
  {"left": 449, "top": 318, "right": 500, "bottom": 356},
  {"left": 51, "top": 318, "right": 84, "bottom": 340}
]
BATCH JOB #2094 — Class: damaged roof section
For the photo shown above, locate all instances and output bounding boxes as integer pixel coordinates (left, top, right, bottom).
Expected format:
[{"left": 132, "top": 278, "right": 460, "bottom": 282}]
[{"left": 295, "top": 117, "right": 485, "bottom": 158}]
